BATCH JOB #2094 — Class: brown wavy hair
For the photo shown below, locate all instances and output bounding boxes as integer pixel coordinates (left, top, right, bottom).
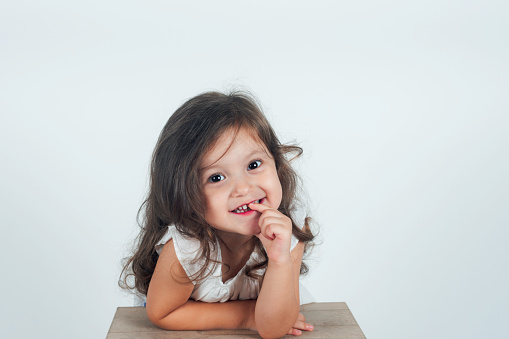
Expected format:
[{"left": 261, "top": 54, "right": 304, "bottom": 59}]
[{"left": 119, "top": 91, "right": 315, "bottom": 296}]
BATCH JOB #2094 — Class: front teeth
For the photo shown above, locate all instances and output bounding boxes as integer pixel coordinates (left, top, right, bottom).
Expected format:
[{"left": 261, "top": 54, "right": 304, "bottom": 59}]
[{"left": 232, "top": 199, "right": 261, "bottom": 213}]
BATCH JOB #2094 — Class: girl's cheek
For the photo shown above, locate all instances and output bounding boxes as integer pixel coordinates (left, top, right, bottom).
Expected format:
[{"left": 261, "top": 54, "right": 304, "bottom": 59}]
[{"left": 272, "top": 182, "right": 283, "bottom": 209}]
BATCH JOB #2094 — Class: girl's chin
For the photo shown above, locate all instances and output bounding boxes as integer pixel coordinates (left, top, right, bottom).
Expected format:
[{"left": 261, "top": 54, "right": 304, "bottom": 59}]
[
  {"left": 251, "top": 226, "right": 262, "bottom": 236},
  {"left": 237, "top": 225, "right": 260, "bottom": 236},
  {"left": 216, "top": 224, "right": 260, "bottom": 237},
  {"left": 242, "top": 224, "right": 262, "bottom": 237}
]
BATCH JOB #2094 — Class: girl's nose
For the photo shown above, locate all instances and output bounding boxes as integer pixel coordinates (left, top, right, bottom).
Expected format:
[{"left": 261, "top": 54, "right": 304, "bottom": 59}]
[{"left": 231, "top": 178, "right": 251, "bottom": 197}]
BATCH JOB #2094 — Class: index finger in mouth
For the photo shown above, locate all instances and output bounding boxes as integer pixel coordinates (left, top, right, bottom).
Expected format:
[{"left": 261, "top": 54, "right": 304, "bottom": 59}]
[{"left": 248, "top": 201, "right": 271, "bottom": 212}]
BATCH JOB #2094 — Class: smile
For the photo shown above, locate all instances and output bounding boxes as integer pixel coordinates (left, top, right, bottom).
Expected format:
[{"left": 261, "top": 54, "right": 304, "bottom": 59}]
[{"left": 230, "top": 199, "right": 263, "bottom": 214}]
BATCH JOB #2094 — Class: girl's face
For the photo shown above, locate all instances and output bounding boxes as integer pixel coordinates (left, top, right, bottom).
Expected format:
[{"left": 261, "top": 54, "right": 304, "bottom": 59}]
[{"left": 200, "top": 128, "right": 283, "bottom": 237}]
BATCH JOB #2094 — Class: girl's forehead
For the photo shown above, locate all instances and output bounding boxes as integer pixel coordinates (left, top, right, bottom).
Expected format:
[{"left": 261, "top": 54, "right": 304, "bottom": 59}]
[{"left": 200, "top": 128, "right": 269, "bottom": 169}]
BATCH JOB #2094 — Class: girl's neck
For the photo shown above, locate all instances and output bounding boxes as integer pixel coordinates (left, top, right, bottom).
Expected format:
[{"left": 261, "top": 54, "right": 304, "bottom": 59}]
[{"left": 216, "top": 231, "right": 255, "bottom": 254}]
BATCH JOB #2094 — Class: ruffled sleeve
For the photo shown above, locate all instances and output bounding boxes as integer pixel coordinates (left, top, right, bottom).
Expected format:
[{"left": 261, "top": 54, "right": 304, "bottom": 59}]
[
  {"left": 155, "top": 226, "right": 218, "bottom": 285},
  {"left": 290, "top": 203, "right": 308, "bottom": 251},
  {"left": 290, "top": 233, "right": 299, "bottom": 252}
]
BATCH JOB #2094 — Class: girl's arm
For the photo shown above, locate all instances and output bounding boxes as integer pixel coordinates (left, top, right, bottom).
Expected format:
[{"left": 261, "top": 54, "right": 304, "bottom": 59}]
[
  {"left": 252, "top": 241, "right": 304, "bottom": 338},
  {"left": 146, "top": 239, "right": 256, "bottom": 330},
  {"left": 248, "top": 202, "right": 305, "bottom": 338}
]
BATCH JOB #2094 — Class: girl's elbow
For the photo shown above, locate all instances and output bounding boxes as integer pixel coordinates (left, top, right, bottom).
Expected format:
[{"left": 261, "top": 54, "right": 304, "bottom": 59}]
[
  {"left": 146, "top": 305, "right": 173, "bottom": 329},
  {"left": 258, "top": 328, "right": 291, "bottom": 339},
  {"left": 147, "top": 313, "right": 178, "bottom": 331},
  {"left": 146, "top": 307, "right": 163, "bottom": 327},
  {"left": 258, "top": 310, "right": 299, "bottom": 338}
]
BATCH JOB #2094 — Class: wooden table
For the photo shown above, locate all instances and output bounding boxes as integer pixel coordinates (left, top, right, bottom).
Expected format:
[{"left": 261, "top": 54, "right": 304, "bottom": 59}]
[{"left": 107, "top": 302, "right": 366, "bottom": 338}]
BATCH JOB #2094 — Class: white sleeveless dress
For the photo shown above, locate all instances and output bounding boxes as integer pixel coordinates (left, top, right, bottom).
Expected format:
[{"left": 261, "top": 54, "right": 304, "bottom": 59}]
[
  {"left": 153, "top": 226, "right": 300, "bottom": 302},
  {"left": 134, "top": 207, "right": 314, "bottom": 306}
]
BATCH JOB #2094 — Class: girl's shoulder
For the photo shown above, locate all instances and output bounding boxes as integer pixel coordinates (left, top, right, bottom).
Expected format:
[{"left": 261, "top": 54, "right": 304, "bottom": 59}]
[
  {"left": 155, "top": 225, "right": 218, "bottom": 283},
  {"left": 155, "top": 225, "right": 203, "bottom": 256}
]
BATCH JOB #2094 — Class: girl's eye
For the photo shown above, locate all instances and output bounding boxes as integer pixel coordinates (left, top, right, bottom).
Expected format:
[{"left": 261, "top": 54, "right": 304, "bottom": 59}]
[
  {"left": 208, "top": 173, "right": 225, "bottom": 183},
  {"left": 248, "top": 160, "right": 262, "bottom": 171}
]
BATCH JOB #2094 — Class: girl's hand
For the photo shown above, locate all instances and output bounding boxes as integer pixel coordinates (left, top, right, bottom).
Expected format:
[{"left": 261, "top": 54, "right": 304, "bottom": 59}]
[
  {"left": 287, "top": 312, "right": 314, "bottom": 336},
  {"left": 249, "top": 202, "right": 293, "bottom": 264}
]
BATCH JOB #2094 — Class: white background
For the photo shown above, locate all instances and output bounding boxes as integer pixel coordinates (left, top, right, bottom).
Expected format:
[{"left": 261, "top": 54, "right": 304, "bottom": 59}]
[{"left": 1, "top": 1, "right": 508, "bottom": 338}]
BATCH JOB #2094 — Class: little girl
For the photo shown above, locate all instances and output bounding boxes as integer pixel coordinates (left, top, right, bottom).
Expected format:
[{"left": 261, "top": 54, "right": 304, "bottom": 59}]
[{"left": 120, "top": 91, "right": 315, "bottom": 338}]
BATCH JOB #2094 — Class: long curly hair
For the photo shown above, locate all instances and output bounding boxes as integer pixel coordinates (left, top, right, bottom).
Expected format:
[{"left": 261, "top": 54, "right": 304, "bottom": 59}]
[{"left": 119, "top": 91, "right": 315, "bottom": 296}]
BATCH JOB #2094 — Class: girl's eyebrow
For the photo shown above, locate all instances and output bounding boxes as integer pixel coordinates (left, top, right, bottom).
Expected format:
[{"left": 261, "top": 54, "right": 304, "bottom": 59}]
[
  {"left": 199, "top": 148, "right": 269, "bottom": 173},
  {"left": 244, "top": 148, "right": 269, "bottom": 160}
]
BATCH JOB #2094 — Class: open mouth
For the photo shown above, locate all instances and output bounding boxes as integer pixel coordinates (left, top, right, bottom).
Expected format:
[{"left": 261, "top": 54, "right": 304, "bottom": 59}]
[{"left": 230, "top": 199, "right": 263, "bottom": 214}]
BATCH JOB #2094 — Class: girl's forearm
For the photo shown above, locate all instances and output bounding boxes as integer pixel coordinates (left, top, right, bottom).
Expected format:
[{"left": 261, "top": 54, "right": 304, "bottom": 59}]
[
  {"left": 255, "top": 259, "right": 300, "bottom": 338},
  {"left": 150, "top": 299, "right": 256, "bottom": 331}
]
